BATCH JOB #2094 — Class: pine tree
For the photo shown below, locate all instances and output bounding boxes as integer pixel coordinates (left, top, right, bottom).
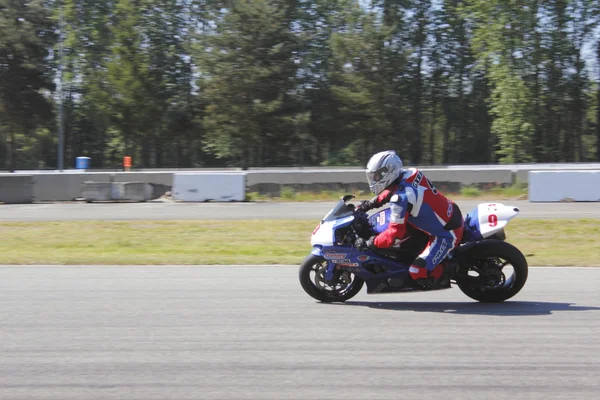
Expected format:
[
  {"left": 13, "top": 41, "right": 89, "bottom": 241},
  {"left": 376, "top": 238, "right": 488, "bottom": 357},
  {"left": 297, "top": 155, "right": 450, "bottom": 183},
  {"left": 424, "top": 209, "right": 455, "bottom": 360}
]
[
  {"left": 198, "top": 0, "right": 301, "bottom": 167},
  {"left": 0, "top": 0, "right": 55, "bottom": 170},
  {"left": 466, "top": 0, "right": 536, "bottom": 163}
]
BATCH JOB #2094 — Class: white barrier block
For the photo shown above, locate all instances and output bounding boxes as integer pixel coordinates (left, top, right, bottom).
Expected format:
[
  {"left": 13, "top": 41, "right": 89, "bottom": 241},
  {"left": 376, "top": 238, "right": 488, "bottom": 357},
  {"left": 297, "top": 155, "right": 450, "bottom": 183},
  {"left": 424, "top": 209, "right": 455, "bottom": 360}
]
[
  {"left": 172, "top": 173, "right": 246, "bottom": 202},
  {"left": 529, "top": 171, "right": 600, "bottom": 202}
]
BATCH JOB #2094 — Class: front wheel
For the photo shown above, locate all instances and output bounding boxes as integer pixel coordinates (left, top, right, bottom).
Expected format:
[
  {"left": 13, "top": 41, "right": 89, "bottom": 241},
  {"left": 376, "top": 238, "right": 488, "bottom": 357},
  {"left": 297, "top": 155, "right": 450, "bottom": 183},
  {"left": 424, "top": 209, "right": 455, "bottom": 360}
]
[
  {"left": 299, "top": 254, "right": 364, "bottom": 303},
  {"left": 455, "top": 240, "right": 528, "bottom": 303}
]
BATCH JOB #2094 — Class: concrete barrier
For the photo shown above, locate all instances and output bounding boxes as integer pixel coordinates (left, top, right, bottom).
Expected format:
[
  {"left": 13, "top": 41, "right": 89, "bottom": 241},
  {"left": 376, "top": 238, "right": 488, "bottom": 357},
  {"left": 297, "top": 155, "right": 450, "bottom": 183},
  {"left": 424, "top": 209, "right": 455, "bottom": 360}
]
[
  {"left": 3, "top": 164, "right": 599, "bottom": 203},
  {"left": 421, "top": 168, "right": 513, "bottom": 186},
  {"left": 117, "top": 182, "right": 154, "bottom": 201},
  {"left": 111, "top": 172, "right": 172, "bottom": 199},
  {"left": 81, "top": 182, "right": 113, "bottom": 202},
  {"left": 111, "top": 172, "right": 173, "bottom": 186},
  {"left": 33, "top": 173, "right": 112, "bottom": 202},
  {"left": 515, "top": 165, "right": 600, "bottom": 184},
  {"left": 173, "top": 173, "right": 246, "bottom": 202},
  {"left": 0, "top": 174, "right": 34, "bottom": 204},
  {"left": 245, "top": 168, "right": 514, "bottom": 195},
  {"left": 31, "top": 172, "right": 172, "bottom": 202},
  {"left": 529, "top": 170, "right": 600, "bottom": 202},
  {"left": 81, "top": 182, "right": 155, "bottom": 202},
  {"left": 246, "top": 170, "right": 368, "bottom": 194}
]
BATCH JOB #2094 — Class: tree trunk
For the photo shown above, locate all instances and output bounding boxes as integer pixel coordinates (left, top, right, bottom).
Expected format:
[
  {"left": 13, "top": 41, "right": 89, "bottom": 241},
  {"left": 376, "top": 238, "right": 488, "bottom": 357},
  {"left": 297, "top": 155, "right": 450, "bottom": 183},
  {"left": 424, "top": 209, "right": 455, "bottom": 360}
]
[
  {"left": 533, "top": 28, "right": 542, "bottom": 162},
  {"left": 563, "top": 100, "right": 573, "bottom": 162},
  {"left": 457, "top": 45, "right": 466, "bottom": 162},
  {"left": 413, "top": 46, "right": 423, "bottom": 165},
  {"left": 1, "top": 126, "right": 7, "bottom": 170},
  {"left": 156, "top": 135, "right": 163, "bottom": 168},
  {"left": 141, "top": 136, "right": 151, "bottom": 167},
  {"left": 442, "top": 98, "right": 450, "bottom": 164},
  {"left": 597, "top": 41, "right": 600, "bottom": 161},
  {"left": 574, "top": 53, "right": 583, "bottom": 162},
  {"left": 556, "top": 1, "right": 569, "bottom": 162},
  {"left": 7, "top": 129, "right": 15, "bottom": 172},
  {"left": 597, "top": 83, "right": 600, "bottom": 162},
  {"left": 429, "top": 95, "right": 436, "bottom": 165},
  {"left": 123, "top": 110, "right": 131, "bottom": 161},
  {"left": 97, "top": 124, "right": 106, "bottom": 168}
]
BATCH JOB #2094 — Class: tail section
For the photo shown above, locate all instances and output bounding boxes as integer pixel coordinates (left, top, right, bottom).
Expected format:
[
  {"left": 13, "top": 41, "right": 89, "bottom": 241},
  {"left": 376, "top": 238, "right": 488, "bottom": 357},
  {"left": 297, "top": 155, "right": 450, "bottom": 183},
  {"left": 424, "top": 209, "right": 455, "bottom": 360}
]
[{"left": 463, "top": 203, "right": 520, "bottom": 243}]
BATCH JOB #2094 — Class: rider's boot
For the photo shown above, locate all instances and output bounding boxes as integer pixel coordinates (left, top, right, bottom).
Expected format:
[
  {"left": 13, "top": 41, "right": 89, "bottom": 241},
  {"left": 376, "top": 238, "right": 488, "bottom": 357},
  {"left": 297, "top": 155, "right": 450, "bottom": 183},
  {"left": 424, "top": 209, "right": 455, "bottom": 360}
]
[{"left": 409, "top": 263, "right": 451, "bottom": 290}]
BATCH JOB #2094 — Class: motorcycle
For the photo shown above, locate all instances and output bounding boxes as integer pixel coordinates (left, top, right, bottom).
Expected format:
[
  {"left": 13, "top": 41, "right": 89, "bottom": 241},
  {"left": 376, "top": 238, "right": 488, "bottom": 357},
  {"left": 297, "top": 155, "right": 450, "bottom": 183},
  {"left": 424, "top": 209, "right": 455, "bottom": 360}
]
[{"left": 299, "top": 195, "right": 528, "bottom": 303}]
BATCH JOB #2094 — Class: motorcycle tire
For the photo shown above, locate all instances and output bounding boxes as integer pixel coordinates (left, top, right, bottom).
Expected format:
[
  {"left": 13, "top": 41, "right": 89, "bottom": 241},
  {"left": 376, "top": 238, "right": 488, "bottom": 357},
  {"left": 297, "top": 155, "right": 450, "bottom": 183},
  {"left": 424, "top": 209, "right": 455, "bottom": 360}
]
[
  {"left": 299, "top": 254, "right": 364, "bottom": 303},
  {"left": 456, "top": 240, "right": 528, "bottom": 303}
]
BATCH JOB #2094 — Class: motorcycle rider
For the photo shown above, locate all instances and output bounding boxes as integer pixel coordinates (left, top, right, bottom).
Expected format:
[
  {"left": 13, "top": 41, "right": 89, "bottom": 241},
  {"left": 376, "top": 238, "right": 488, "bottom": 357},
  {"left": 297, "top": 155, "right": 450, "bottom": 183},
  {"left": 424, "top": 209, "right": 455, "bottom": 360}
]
[{"left": 355, "top": 150, "right": 464, "bottom": 289}]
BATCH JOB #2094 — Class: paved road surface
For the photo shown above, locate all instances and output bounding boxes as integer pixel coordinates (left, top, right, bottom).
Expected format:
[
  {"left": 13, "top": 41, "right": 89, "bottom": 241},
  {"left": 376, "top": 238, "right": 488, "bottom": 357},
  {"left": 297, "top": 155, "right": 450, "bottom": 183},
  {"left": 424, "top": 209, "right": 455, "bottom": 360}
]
[
  {"left": 1, "top": 266, "right": 599, "bottom": 400},
  {"left": 2, "top": 200, "right": 600, "bottom": 221}
]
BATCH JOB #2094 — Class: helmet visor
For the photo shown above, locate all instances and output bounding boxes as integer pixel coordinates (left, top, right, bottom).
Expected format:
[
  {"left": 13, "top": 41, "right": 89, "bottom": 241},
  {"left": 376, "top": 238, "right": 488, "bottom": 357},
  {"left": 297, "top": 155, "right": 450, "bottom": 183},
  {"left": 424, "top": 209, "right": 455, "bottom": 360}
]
[
  {"left": 366, "top": 166, "right": 390, "bottom": 195},
  {"left": 366, "top": 167, "right": 388, "bottom": 186}
]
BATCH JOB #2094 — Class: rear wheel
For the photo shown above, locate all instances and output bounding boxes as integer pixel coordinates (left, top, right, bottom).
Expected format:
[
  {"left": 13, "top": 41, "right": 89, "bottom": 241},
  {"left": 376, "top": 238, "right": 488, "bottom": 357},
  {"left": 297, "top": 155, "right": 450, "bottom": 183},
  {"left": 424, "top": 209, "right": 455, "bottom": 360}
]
[
  {"left": 455, "top": 240, "right": 528, "bottom": 303},
  {"left": 488, "top": 229, "right": 506, "bottom": 241},
  {"left": 299, "top": 254, "right": 364, "bottom": 303}
]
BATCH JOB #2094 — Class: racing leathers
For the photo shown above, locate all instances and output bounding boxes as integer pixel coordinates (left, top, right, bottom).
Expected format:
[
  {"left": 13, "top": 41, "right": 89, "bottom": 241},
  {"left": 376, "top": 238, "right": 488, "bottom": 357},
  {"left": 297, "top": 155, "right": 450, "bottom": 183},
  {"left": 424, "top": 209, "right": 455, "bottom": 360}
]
[{"left": 362, "top": 168, "right": 464, "bottom": 287}]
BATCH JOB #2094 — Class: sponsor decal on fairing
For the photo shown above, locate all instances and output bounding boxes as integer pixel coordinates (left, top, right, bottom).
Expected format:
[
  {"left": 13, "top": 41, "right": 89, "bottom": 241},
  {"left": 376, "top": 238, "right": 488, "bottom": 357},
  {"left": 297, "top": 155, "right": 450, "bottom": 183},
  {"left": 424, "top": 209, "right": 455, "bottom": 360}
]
[
  {"left": 324, "top": 253, "right": 348, "bottom": 259},
  {"left": 339, "top": 263, "right": 359, "bottom": 267},
  {"left": 331, "top": 259, "right": 352, "bottom": 264}
]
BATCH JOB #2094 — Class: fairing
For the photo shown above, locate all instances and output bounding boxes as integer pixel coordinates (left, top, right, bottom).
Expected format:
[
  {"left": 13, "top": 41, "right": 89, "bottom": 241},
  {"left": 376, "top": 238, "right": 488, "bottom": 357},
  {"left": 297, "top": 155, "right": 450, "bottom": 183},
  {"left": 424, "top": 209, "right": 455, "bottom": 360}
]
[
  {"left": 307, "top": 196, "right": 521, "bottom": 295},
  {"left": 464, "top": 203, "right": 519, "bottom": 240},
  {"left": 369, "top": 209, "right": 391, "bottom": 234},
  {"left": 311, "top": 216, "right": 354, "bottom": 247}
]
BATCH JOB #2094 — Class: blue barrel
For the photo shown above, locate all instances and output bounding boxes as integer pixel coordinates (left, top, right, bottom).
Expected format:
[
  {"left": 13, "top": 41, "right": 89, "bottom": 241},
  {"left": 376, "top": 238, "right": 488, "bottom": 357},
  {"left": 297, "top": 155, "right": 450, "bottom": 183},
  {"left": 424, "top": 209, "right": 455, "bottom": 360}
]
[{"left": 75, "top": 157, "right": 91, "bottom": 169}]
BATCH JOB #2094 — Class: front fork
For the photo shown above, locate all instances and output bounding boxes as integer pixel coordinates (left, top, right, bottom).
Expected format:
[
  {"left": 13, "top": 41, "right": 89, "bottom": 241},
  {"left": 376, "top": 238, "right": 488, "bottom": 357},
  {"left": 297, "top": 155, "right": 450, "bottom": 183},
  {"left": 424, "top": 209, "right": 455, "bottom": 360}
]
[
  {"left": 311, "top": 245, "right": 353, "bottom": 283},
  {"left": 325, "top": 263, "right": 336, "bottom": 282},
  {"left": 310, "top": 246, "right": 338, "bottom": 282}
]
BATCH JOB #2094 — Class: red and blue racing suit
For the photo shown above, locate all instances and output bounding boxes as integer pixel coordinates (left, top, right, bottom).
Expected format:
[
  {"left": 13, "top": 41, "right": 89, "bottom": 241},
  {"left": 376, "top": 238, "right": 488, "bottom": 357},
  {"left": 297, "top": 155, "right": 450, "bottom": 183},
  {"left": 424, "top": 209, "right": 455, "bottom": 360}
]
[{"left": 371, "top": 169, "right": 464, "bottom": 282}]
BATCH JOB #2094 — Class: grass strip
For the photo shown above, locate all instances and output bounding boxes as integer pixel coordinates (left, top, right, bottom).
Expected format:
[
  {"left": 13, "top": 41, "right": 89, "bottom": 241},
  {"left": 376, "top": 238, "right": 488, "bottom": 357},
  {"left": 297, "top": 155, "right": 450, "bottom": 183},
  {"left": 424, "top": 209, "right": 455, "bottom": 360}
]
[
  {"left": 245, "top": 184, "right": 528, "bottom": 202},
  {"left": 0, "top": 219, "right": 597, "bottom": 266}
]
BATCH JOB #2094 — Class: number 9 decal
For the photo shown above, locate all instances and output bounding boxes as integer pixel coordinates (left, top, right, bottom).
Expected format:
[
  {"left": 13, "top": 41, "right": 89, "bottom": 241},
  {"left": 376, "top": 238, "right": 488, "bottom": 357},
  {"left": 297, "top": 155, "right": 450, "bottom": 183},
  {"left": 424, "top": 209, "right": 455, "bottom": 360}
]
[{"left": 488, "top": 214, "right": 498, "bottom": 227}]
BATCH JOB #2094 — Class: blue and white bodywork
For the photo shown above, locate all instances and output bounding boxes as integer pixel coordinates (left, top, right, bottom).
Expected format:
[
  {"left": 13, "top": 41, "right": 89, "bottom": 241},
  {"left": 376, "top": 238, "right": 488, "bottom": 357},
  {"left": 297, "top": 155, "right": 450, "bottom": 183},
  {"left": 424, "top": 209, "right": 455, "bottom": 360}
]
[
  {"left": 463, "top": 203, "right": 520, "bottom": 241},
  {"left": 308, "top": 196, "right": 521, "bottom": 294}
]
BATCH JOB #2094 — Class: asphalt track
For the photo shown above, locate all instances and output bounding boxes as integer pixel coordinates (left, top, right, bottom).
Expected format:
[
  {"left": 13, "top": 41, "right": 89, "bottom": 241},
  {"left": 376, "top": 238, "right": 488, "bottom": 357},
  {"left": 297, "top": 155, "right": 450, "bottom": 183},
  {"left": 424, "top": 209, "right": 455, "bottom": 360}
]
[
  {"left": 1, "top": 265, "right": 599, "bottom": 400},
  {"left": 2, "top": 200, "right": 600, "bottom": 221}
]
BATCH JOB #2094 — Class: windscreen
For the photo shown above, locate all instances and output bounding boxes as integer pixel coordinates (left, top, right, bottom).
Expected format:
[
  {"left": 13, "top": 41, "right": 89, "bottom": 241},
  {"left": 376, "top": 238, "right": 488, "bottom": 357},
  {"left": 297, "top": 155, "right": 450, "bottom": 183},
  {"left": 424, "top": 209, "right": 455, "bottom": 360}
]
[{"left": 321, "top": 199, "right": 354, "bottom": 222}]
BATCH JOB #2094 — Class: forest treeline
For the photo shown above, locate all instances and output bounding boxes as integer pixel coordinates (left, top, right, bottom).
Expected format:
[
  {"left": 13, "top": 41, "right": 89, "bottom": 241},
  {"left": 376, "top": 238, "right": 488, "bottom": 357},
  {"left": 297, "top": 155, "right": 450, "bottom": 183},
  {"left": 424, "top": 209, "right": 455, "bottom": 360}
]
[{"left": 1, "top": 0, "right": 600, "bottom": 169}]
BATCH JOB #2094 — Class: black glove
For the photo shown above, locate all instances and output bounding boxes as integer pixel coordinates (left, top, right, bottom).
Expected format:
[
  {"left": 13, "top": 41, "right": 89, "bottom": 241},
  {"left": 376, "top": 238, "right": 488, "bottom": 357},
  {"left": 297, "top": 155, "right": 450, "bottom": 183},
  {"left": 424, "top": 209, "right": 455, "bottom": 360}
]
[
  {"left": 357, "top": 199, "right": 375, "bottom": 212},
  {"left": 355, "top": 236, "right": 376, "bottom": 250}
]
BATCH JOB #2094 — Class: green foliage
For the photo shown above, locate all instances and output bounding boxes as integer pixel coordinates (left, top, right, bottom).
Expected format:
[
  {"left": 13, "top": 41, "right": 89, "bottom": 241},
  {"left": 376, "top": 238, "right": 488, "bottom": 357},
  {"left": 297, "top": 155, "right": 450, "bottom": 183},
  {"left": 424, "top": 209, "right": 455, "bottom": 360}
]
[
  {"left": 465, "top": 0, "right": 600, "bottom": 163},
  {"left": 1, "top": 1, "right": 600, "bottom": 169},
  {"left": 321, "top": 140, "right": 362, "bottom": 166},
  {"left": 0, "top": 0, "right": 55, "bottom": 170},
  {"left": 456, "top": 183, "right": 528, "bottom": 199},
  {"left": 489, "top": 65, "right": 534, "bottom": 163},
  {"left": 245, "top": 192, "right": 264, "bottom": 202},
  {"left": 328, "top": 6, "right": 394, "bottom": 161},
  {"left": 198, "top": 0, "right": 301, "bottom": 167},
  {"left": 280, "top": 186, "right": 297, "bottom": 200},
  {"left": 460, "top": 186, "right": 482, "bottom": 198},
  {"left": 489, "top": 183, "right": 528, "bottom": 199}
]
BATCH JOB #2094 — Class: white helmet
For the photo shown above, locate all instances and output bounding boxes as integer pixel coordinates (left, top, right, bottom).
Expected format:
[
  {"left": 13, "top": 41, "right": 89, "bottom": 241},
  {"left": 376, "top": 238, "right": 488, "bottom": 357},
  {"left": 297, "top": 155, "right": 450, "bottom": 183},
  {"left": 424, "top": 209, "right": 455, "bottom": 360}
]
[{"left": 365, "top": 150, "right": 403, "bottom": 195}]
